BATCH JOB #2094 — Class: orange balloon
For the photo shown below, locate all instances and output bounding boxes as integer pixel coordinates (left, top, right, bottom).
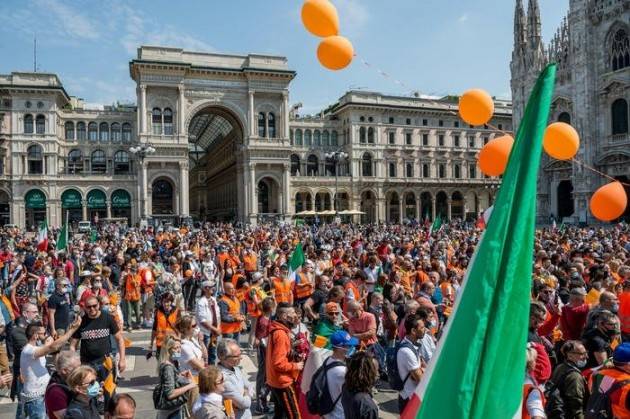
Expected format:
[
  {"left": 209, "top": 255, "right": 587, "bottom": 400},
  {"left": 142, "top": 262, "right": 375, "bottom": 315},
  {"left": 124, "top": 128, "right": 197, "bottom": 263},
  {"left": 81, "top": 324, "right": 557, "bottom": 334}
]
[
  {"left": 477, "top": 135, "right": 514, "bottom": 177},
  {"left": 317, "top": 36, "right": 354, "bottom": 70},
  {"left": 459, "top": 89, "right": 494, "bottom": 126},
  {"left": 301, "top": 0, "right": 339, "bottom": 37},
  {"left": 590, "top": 181, "right": 628, "bottom": 222},
  {"left": 543, "top": 122, "right": 580, "bottom": 160}
]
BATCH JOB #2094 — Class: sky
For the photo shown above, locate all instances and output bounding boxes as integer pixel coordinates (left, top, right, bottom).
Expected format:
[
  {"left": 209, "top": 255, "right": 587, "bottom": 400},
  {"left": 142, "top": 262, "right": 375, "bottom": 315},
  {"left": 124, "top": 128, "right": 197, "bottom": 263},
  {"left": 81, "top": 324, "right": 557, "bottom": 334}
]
[{"left": 0, "top": 0, "right": 569, "bottom": 114}]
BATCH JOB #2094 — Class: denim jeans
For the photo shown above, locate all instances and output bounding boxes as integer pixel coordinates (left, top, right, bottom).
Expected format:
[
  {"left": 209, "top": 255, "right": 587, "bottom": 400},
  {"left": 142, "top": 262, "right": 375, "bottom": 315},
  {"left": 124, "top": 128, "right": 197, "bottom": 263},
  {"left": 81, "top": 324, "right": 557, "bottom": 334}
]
[
  {"left": 202, "top": 334, "right": 218, "bottom": 365},
  {"left": 125, "top": 300, "right": 141, "bottom": 328},
  {"left": 24, "top": 399, "right": 45, "bottom": 419}
]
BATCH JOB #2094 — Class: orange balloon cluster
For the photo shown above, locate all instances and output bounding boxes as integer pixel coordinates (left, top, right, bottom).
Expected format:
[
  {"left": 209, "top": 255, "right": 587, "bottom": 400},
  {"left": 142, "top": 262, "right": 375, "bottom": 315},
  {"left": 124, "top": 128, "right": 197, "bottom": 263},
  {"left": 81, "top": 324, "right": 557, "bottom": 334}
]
[
  {"left": 543, "top": 122, "right": 580, "bottom": 160},
  {"left": 301, "top": 0, "right": 354, "bottom": 71},
  {"left": 459, "top": 89, "right": 494, "bottom": 126},
  {"left": 590, "top": 181, "right": 628, "bottom": 222},
  {"left": 478, "top": 135, "right": 514, "bottom": 177}
]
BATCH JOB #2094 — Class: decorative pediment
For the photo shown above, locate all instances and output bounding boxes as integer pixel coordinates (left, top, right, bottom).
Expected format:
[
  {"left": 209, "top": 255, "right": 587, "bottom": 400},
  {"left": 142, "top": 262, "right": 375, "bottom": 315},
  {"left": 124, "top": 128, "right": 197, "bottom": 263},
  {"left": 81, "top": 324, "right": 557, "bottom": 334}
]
[
  {"left": 599, "top": 80, "right": 628, "bottom": 97},
  {"left": 596, "top": 152, "right": 630, "bottom": 166},
  {"left": 544, "top": 160, "right": 572, "bottom": 172},
  {"left": 551, "top": 96, "right": 572, "bottom": 110}
]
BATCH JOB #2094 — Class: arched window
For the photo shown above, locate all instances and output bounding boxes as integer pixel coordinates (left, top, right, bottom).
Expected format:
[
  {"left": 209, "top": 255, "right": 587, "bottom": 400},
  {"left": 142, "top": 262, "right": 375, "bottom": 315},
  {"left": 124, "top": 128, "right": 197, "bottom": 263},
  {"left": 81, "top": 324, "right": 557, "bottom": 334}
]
[
  {"left": 612, "top": 98, "right": 629, "bottom": 135},
  {"left": 362, "top": 153, "right": 373, "bottom": 177},
  {"left": 469, "top": 163, "right": 477, "bottom": 179},
  {"left": 258, "top": 112, "right": 266, "bottom": 137},
  {"left": 77, "top": 122, "right": 86, "bottom": 141},
  {"left": 422, "top": 163, "right": 429, "bottom": 178},
  {"left": 359, "top": 127, "right": 366, "bottom": 143},
  {"left": 290, "top": 154, "right": 301, "bottom": 176},
  {"left": 35, "top": 114, "right": 45, "bottom": 134},
  {"left": 454, "top": 164, "right": 461, "bottom": 179},
  {"left": 367, "top": 127, "right": 375, "bottom": 144},
  {"left": 99, "top": 122, "right": 109, "bottom": 142},
  {"left": 24, "top": 114, "right": 34, "bottom": 134},
  {"left": 65, "top": 121, "right": 75, "bottom": 140},
  {"left": 268, "top": 113, "right": 276, "bottom": 138},
  {"left": 331, "top": 131, "right": 338, "bottom": 146},
  {"left": 152, "top": 108, "right": 162, "bottom": 135},
  {"left": 122, "top": 123, "right": 132, "bottom": 142},
  {"left": 305, "top": 130, "right": 312, "bottom": 146},
  {"left": 163, "top": 108, "right": 173, "bottom": 135},
  {"left": 557, "top": 112, "right": 571, "bottom": 124},
  {"left": 295, "top": 129, "right": 303, "bottom": 146},
  {"left": 27, "top": 144, "right": 44, "bottom": 174},
  {"left": 406, "top": 162, "right": 414, "bottom": 178},
  {"left": 111, "top": 123, "right": 121, "bottom": 142},
  {"left": 307, "top": 155, "right": 319, "bottom": 176},
  {"left": 314, "top": 130, "right": 321, "bottom": 146},
  {"left": 113, "top": 150, "right": 130, "bottom": 174},
  {"left": 439, "top": 164, "right": 446, "bottom": 178},
  {"left": 611, "top": 29, "right": 630, "bottom": 71},
  {"left": 91, "top": 150, "right": 106, "bottom": 174},
  {"left": 68, "top": 149, "right": 83, "bottom": 174},
  {"left": 88, "top": 122, "right": 98, "bottom": 141},
  {"left": 322, "top": 131, "right": 330, "bottom": 146}
]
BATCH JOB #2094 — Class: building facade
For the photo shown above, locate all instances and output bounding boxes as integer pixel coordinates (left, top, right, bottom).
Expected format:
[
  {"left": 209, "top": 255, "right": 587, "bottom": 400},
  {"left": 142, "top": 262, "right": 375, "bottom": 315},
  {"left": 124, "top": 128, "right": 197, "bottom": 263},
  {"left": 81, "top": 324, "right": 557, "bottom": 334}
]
[
  {"left": 0, "top": 45, "right": 510, "bottom": 228},
  {"left": 511, "top": 0, "right": 630, "bottom": 223}
]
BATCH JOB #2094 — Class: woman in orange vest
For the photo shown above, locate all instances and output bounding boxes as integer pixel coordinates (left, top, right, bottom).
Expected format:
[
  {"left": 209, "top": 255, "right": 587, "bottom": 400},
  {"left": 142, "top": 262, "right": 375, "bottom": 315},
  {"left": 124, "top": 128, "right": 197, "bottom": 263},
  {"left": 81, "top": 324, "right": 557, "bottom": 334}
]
[
  {"left": 272, "top": 265, "right": 294, "bottom": 305},
  {"left": 149, "top": 292, "right": 180, "bottom": 359},
  {"left": 294, "top": 263, "right": 315, "bottom": 305},
  {"left": 218, "top": 281, "right": 244, "bottom": 339}
]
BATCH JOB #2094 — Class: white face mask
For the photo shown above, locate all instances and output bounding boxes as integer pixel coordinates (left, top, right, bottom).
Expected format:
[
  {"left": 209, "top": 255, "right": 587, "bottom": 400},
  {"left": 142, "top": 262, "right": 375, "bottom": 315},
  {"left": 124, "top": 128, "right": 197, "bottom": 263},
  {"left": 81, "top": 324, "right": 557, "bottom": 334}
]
[{"left": 575, "top": 359, "right": 587, "bottom": 368}]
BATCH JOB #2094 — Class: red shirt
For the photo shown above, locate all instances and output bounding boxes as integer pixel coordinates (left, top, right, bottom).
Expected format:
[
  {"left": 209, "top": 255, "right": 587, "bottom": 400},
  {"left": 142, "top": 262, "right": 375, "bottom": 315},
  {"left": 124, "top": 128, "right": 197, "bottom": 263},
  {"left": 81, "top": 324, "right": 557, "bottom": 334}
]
[
  {"left": 348, "top": 311, "right": 377, "bottom": 346},
  {"left": 255, "top": 315, "right": 272, "bottom": 340},
  {"left": 560, "top": 303, "right": 589, "bottom": 340},
  {"left": 45, "top": 382, "right": 71, "bottom": 418}
]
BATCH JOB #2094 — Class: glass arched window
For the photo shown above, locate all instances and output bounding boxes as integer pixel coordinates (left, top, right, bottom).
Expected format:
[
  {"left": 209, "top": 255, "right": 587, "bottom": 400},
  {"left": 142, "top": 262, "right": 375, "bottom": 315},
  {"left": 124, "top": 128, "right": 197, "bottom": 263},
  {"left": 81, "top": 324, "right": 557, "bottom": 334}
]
[
  {"left": 322, "top": 131, "right": 330, "bottom": 146},
  {"left": 113, "top": 150, "right": 130, "bottom": 174},
  {"left": 111, "top": 123, "right": 121, "bottom": 142},
  {"left": 268, "top": 113, "right": 276, "bottom": 138},
  {"left": 367, "top": 127, "right": 375, "bottom": 144},
  {"left": 362, "top": 153, "right": 373, "bottom": 177},
  {"left": 314, "top": 130, "right": 321, "bottom": 146},
  {"left": 91, "top": 150, "right": 106, "bottom": 174},
  {"left": 454, "top": 164, "right": 461, "bottom": 179},
  {"left": 122, "top": 123, "right": 132, "bottom": 142},
  {"left": 88, "top": 122, "right": 98, "bottom": 141},
  {"left": 612, "top": 98, "right": 629, "bottom": 135},
  {"left": 35, "top": 114, "right": 45, "bottom": 134},
  {"left": 611, "top": 29, "right": 630, "bottom": 71},
  {"left": 258, "top": 112, "right": 266, "bottom": 137},
  {"left": 290, "top": 154, "right": 301, "bottom": 176},
  {"left": 557, "top": 112, "right": 571, "bottom": 124},
  {"left": 24, "top": 114, "right": 34, "bottom": 134},
  {"left": 77, "top": 122, "right": 86, "bottom": 141},
  {"left": 331, "top": 131, "right": 338, "bottom": 146},
  {"left": 295, "top": 129, "right": 303, "bottom": 146},
  {"left": 27, "top": 144, "right": 44, "bottom": 174},
  {"left": 163, "top": 108, "right": 173, "bottom": 135},
  {"left": 359, "top": 126, "right": 366, "bottom": 143},
  {"left": 99, "top": 122, "right": 109, "bottom": 142},
  {"left": 307, "top": 155, "right": 319, "bottom": 176},
  {"left": 304, "top": 130, "right": 312, "bottom": 146},
  {"left": 65, "top": 122, "right": 75, "bottom": 140},
  {"left": 68, "top": 149, "right": 83, "bottom": 174},
  {"left": 152, "top": 108, "right": 162, "bottom": 135}
]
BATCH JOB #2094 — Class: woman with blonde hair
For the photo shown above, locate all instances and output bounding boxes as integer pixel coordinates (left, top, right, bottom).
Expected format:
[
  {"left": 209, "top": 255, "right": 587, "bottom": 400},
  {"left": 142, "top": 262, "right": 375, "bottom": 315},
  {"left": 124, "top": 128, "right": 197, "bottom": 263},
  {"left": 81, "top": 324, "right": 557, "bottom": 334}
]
[
  {"left": 64, "top": 365, "right": 100, "bottom": 419},
  {"left": 155, "top": 335, "right": 197, "bottom": 419},
  {"left": 176, "top": 314, "right": 206, "bottom": 413},
  {"left": 192, "top": 366, "right": 227, "bottom": 419}
]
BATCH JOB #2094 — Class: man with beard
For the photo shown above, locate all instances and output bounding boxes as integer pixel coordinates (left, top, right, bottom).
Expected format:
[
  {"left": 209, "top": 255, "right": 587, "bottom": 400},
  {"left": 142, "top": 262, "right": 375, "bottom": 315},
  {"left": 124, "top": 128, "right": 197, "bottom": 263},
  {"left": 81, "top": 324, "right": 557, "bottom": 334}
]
[{"left": 9, "top": 302, "right": 40, "bottom": 417}]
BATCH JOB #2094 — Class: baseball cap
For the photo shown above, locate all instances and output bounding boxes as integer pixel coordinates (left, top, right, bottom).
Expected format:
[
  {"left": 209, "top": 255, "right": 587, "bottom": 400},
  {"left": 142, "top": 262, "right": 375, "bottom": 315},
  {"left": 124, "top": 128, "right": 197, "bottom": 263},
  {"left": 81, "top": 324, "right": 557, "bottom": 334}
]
[
  {"left": 201, "top": 280, "right": 216, "bottom": 289},
  {"left": 325, "top": 302, "right": 340, "bottom": 314},
  {"left": 613, "top": 343, "right": 630, "bottom": 364},
  {"left": 330, "top": 331, "right": 359, "bottom": 348}
]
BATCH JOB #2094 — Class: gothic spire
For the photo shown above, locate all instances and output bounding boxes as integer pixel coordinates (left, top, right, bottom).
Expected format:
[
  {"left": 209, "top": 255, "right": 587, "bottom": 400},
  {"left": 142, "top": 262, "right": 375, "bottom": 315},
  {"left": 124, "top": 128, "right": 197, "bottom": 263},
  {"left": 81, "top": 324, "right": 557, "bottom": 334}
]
[
  {"left": 514, "top": 0, "right": 527, "bottom": 52},
  {"left": 527, "top": 0, "right": 541, "bottom": 45}
]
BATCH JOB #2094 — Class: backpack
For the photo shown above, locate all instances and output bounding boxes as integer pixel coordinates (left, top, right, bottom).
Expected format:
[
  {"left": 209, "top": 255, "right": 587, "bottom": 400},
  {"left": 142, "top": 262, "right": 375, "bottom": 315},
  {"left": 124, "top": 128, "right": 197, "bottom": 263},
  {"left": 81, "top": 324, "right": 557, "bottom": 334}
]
[
  {"left": 544, "top": 367, "right": 580, "bottom": 419},
  {"left": 153, "top": 363, "right": 189, "bottom": 411},
  {"left": 386, "top": 340, "right": 419, "bottom": 391},
  {"left": 585, "top": 375, "right": 630, "bottom": 419},
  {"left": 306, "top": 358, "right": 345, "bottom": 415}
]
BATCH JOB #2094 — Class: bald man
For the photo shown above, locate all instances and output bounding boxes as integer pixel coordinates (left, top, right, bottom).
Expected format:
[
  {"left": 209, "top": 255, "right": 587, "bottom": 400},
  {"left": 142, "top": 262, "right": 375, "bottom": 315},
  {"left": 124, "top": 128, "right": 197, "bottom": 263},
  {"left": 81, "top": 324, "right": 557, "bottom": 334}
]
[{"left": 586, "top": 291, "right": 620, "bottom": 331}]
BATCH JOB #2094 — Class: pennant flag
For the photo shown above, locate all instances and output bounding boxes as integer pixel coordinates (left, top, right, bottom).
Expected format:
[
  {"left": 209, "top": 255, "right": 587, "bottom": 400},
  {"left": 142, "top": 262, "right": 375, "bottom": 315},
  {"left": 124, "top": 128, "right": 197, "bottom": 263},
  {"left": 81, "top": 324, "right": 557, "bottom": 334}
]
[
  {"left": 404, "top": 64, "right": 557, "bottom": 419},
  {"left": 37, "top": 220, "right": 48, "bottom": 252},
  {"left": 56, "top": 222, "right": 68, "bottom": 252},
  {"left": 429, "top": 215, "right": 442, "bottom": 234},
  {"left": 559, "top": 221, "right": 566, "bottom": 233},
  {"left": 288, "top": 242, "right": 305, "bottom": 282}
]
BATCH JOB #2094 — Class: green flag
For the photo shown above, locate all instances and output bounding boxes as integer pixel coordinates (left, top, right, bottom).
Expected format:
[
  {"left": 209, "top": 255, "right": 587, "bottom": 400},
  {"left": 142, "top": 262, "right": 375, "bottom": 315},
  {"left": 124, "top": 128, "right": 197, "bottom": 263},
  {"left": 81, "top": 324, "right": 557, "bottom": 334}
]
[
  {"left": 403, "top": 64, "right": 557, "bottom": 419},
  {"left": 90, "top": 228, "right": 98, "bottom": 243},
  {"left": 288, "top": 242, "right": 305, "bottom": 281},
  {"left": 56, "top": 223, "right": 68, "bottom": 252},
  {"left": 429, "top": 215, "right": 442, "bottom": 234}
]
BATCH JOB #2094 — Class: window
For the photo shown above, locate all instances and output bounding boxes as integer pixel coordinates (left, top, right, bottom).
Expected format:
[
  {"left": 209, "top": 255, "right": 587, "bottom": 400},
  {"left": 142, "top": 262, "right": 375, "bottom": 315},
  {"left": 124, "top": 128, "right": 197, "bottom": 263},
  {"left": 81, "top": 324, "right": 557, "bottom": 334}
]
[
  {"left": 612, "top": 98, "right": 628, "bottom": 135},
  {"left": 307, "top": 155, "right": 319, "bottom": 176},
  {"left": 113, "top": 151, "right": 130, "bottom": 174},
  {"left": 388, "top": 162, "right": 397, "bottom": 177},
  {"left": 483, "top": 136, "right": 489, "bottom": 145},
  {"left": 99, "top": 122, "right": 109, "bottom": 142},
  {"left": 422, "top": 119, "right": 428, "bottom": 126},
  {"left": 422, "top": 163, "right": 429, "bottom": 178},
  {"left": 305, "top": 130, "right": 312, "bottom": 146},
  {"left": 290, "top": 154, "right": 300, "bottom": 176},
  {"left": 497, "top": 123, "right": 503, "bottom": 130},
  {"left": 91, "top": 150, "right": 106, "bottom": 174},
  {"left": 88, "top": 122, "right": 98, "bottom": 141},
  {"left": 290, "top": 130, "right": 294, "bottom": 145},
  {"left": 368, "top": 116, "right": 373, "bottom": 122},
  {"left": 362, "top": 153, "right": 373, "bottom": 176},
  {"left": 469, "top": 163, "right": 477, "bottom": 179},
  {"left": 388, "top": 117, "right": 394, "bottom": 124},
  {"left": 152, "top": 108, "right": 162, "bottom": 135},
  {"left": 406, "top": 162, "right": 414, "bottom": 178},
  {"left": 454, "top": 164, "right": 461, "bottom": 179},
  {"left": 268, "top": 113, "right": 276, "bottom": 138},
  {"left": 468, "top": 136, "right": 475, "bottom": 148},
  {"left": 65, "top": 122, "right": 74, "bottom": 140},
  {"left": 111, "top": 123, "right": 121, "bottom": 142},
  {"left": 389, "top": 131, "right": 395, "bottom": 145},
  {"left": 314, "top": 130, "right": 321, "bottom": 146},
  {"left": 27, "top": 144, "right": 43, "bottom": 174},
  {"left": 122, "top": 123, "right": 132, "bottom": 142},
  {"left": 367, "top": 127, "right": 375, "bottom": 144},
  {"left": 360, "top": 116, "right": 365, "bottom": 122},
  {"left": 611, "top": 29, "right": 630, "bottom": 71},
  {"left": 454, "top": 121, "right": 460, "bottom": 128},
  {"left": 406, "top": 118, "right": 411, "bottom": 125},
  {"left": 295, "top": 129, "right": 303, "bottom": 145},
  {"left": 68, "top": 149, "right": 83, "bottom": 174},
  {"left": 438, "top": 120, "right": 443, "bottom": 127},
  {"left": 406, "top": 132, "right": 412, "bottom": 145},
  {"left": 257, "top": 112, "right": 266, "bottom": 137},
  {"left": 454, "top": 135, "right": 460, "bottom": 147},
  {"left": 438, "top": 135, "right": 444, "bottom": 146},
  {"left": 359, "top": 127, "right": 366, "bottom": 143},
  {"left": 557, "top": 113, "right": 571, "bottom": 124},
  {"left": 322, "top": 131, "right": 330, "bottom": 146},
  {"left": 163, "top": 108, "right": 173, "bottom": 135},
  {"left": 77, "top": 122, "right": 86, "bottom": 141},
  {"left": 438, "top": 164, "right": 446, "bottom": 178},
  {"left": 331, "top": 131, "right": 338, "bottom": 146},
  {"left": 36, "top": 115, "right": 45, "bottom": 134},
  {"left": 422, "top": 133, "right": 429, "bottom": 146}
]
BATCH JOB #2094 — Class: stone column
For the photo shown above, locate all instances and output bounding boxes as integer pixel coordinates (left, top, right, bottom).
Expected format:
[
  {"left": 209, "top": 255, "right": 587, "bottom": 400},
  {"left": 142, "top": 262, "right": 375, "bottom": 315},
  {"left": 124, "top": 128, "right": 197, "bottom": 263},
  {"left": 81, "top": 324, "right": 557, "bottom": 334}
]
[
  {"left": 82, "top": 200, "right": 88, "bottom": 221},
  {"left": 447, "top": 198, "right": 452, "bottom": 220},
  {"left": 141, "top": 162, "right": 148, "bottom": 218},
  {"left": 180, "top": 161, "right": 189, "bottom": 216},
  {"left": 398, "top": 199, "right": 403, "bottom": 223},
  {"left": 248, "top": 90, "right": 255, "bottom": 137},
  {"left": 283, "top": 164, "right": 290, "bottom": 215},
  {"left": 431, "top": 197, "right": 436, "bottom": 220},
  {"left": 106, "top": 201, "right": 112, "bottom": 219},
  {"left": 178, "top": 84, "right": 185, "bottom": 135},
  {"left": 249, "top": 164, "right": 256, "bottom": 217},
  {"left": 415, "top": 198, "right": 420, "bottom": 221},
  {"left": 140, "top": 84, "right": 147, "bottom": 135},
  {"left": 282, "top": 92, "right": 290, "bottom": 139}
]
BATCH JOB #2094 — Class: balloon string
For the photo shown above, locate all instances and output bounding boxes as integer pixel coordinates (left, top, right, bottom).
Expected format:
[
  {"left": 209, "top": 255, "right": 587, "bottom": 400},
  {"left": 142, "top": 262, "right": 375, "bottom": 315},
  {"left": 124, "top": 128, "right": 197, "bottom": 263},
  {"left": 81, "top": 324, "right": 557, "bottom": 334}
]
[{"left": 571, "top": 158, "right": 630, "bottom": 187}]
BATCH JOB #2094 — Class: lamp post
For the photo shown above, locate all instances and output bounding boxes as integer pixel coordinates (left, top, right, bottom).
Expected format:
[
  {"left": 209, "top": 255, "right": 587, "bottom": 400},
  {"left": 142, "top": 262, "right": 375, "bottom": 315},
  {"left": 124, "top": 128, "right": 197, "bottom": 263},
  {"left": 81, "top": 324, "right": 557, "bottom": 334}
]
[
  {"left": 325, "top": 150, "right": 348, "bottom": 216},
  {"left": 129, "top": 144, "right": 156, "bottom": 223}
]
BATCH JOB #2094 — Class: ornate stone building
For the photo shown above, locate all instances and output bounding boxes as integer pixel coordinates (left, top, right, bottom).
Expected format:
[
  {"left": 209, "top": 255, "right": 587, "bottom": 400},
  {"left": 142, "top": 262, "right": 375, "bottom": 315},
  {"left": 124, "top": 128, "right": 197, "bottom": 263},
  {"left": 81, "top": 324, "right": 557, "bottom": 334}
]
[
  {"left": 0, "top": 45, "right": 510, "bottom": 228},
  {"left": 511, "top": 0, "right": 630, "bottom": 223}
]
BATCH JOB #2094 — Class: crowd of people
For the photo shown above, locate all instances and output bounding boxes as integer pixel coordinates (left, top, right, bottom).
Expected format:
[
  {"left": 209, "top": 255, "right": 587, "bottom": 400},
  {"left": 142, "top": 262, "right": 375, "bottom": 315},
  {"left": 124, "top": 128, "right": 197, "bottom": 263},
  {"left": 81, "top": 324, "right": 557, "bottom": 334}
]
[{"left": 0, "top": 219, "right": 628, "bottom": 418}]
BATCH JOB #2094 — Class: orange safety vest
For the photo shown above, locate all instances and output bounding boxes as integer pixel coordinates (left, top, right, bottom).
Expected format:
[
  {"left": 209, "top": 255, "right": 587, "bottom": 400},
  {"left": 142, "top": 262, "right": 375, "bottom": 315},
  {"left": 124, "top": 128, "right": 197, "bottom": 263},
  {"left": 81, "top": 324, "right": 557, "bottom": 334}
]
[
  {"left": 621, "top": 292, "right": 630, "bottom": 335},
  {"left": 243, "top": 253, "right": 257, "bottom": 272},
  {"left": 589, "top": 368, "right": 630, "bottom": 419},
  {"left": 236, "top": 284, "right": 250, "bottom": 303},
  {"left": 155, "top": 309, "right": 179, "bottom": 348},
  {"left": 220, "top": 295, "right": 242, "bottom": 334},
  {"left": 294, "top": 273, "right": 314, "bottom": 300},
  {"left": 272, "top": 277, "right": 292, "bottom": 304},
  {"left": 246, "top": 286, "right": 263, "bottom": 318},
  {"left": 231, "top": 273, "right": 245, "bottom": 287},
  {"left": 522, "top": 382, "right": 545, "bottom": 419}
]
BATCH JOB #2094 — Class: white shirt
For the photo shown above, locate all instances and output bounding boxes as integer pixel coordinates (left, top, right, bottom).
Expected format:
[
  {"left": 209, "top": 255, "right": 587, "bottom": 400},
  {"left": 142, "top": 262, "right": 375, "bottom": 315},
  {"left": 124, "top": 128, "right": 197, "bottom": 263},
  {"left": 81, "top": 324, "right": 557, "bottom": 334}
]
[
  {"left": 20, "top": 343, "right": 50, "bottom": 399},
  {"left": 363, "top": 266, "right": 381, "bottom": 292},
  {"left": 397, "top": 337, "right": 421, "bottom": 400},
  {"left": 196, "top": 295, "right": 220, "bottom": 336},
  {"left": 418, "top": 333, "right": 436, "bottom": 364},
  {"left": 323, "top": 357, "right": 347, "bottom": 419},
  {"left": 180, "top": 338, "right": 203, "bottom": 376}
]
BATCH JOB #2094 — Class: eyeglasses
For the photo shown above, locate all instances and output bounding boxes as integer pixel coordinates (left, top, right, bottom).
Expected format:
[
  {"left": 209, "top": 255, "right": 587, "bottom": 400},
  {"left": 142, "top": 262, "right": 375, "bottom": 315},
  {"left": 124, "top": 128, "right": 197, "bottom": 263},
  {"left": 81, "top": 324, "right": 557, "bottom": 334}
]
[
  {"left": 570, "top": 351, "right": 588, "bottom": 356},
  {"left": 86, "top": 304, "right": 99, "bottom": 309},
  {"left": 227, "top": 353, "right": 242, "bottom": 359},
  {"left": 83, "top": 379, "right": 97, "bottom": 387}
]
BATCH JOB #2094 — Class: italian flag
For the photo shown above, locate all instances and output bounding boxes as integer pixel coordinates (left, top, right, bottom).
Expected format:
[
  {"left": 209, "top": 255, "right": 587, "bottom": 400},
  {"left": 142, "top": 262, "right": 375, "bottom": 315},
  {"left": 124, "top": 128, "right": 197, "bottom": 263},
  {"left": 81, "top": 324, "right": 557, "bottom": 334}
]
[
  {"left": 37, "top": 220, "right": 48, "bottom": 252},
  {"left": 429, "top": 214, "right": 442, "bottom": 234},
  {"left": 403, "top": 64, "right": 556, "bottom": 419},
  {"left": 288, "top": 242, "right": 305, "bottom": 282}
]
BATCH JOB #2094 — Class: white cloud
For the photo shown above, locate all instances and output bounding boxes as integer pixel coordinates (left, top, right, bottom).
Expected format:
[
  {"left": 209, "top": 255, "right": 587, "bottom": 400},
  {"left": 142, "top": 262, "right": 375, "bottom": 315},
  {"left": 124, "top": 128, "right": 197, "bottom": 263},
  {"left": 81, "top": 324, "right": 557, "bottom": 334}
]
[
  {"left": 36, "top": 0, "right": 100, "bottom": 40},
  {"left": 458, "top": 14, "right": 469, "bottom": 23}
]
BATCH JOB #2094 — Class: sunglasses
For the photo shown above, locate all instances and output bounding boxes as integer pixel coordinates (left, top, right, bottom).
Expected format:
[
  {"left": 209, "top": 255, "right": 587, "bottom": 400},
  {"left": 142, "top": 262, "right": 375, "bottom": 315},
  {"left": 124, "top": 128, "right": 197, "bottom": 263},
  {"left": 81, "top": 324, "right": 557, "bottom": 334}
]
[{"left": 86, "top": 304, "right": 99, "bottom": 309}]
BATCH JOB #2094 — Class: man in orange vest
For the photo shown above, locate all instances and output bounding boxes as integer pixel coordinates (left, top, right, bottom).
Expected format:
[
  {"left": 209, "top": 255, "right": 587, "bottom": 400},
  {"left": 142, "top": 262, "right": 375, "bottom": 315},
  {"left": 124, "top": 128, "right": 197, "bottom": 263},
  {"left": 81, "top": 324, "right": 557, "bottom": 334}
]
[
  {"left": 272, "top": 265, "right": 294, "bottom": 306},
  {"left": 149, "top": 292, "right": 180, "bottom": 359},
  {"left": 218, "top": 281, "right": 245, "bottom": 339},
  {"left": 294, "top": 261, "right": 315, "bottom": 308},
  {"left": 588, "top": 342, "right": 630, "bottom": 418}
]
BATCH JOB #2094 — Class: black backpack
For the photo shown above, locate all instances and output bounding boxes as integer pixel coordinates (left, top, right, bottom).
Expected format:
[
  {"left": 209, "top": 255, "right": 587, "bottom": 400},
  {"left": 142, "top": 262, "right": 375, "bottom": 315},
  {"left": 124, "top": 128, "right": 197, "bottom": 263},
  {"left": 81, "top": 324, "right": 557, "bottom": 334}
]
[
  {"left": 544, "top": 367, "right": 581, "bottom": 419},
  {"left": 386, "top": 340, "right": 419, "bottom": 391},
  {"left": 585, "top": 376, "right": 630, "bottom": 419},
  {"left": 306, "top": 358, "right": 345, "bottom": 415}
]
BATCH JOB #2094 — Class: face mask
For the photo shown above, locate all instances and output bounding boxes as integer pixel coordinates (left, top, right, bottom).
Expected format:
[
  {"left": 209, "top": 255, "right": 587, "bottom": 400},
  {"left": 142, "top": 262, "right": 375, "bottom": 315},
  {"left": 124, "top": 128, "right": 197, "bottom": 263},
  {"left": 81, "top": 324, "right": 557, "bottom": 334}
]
[
  {"left": 612, "top": 303, "right": 620, "bottom": 314},
  {"left": 86, "top": 381, "right": 100, "bottom": 398},
  {"left": 427, "top": 320, "right": 437, "bottom": 329},
  {"left": 171, "top": 351, "right": 181, "bottom": 361},
  {"left": 575, "top": 359, "right": 587, "bottom": 368},
  {"left": 101, "top": 306, "right": 109, "bottom": 313}
]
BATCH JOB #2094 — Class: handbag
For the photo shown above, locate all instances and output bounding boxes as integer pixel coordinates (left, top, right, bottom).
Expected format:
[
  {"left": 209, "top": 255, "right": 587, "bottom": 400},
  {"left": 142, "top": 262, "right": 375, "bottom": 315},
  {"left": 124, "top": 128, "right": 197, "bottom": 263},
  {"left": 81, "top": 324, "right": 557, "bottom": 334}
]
[{"left": 153, "top": 363, "right": 189, "bottom": 411}]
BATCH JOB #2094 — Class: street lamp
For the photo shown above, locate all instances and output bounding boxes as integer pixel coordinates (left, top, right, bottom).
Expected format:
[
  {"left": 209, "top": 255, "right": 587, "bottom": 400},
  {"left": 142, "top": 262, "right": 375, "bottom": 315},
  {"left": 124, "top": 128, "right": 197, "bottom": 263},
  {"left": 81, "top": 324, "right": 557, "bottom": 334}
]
[
  {"left": 325, "top": 150, "right": 349, "bottom": 215},
  {"left": 129, "top": 144, "right": 156, "bottom": 222},
  {"left": 129, "top": 144, "right": 156, "bottom": 159}
]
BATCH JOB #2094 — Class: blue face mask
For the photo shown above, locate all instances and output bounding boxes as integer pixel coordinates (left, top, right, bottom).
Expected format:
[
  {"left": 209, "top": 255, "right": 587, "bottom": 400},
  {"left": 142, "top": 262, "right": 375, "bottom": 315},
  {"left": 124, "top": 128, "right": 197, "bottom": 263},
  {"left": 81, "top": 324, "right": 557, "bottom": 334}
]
[
  {"left": 171, "top": 351, "right": 181, "bottom": 361},
  {"left": 86, "top": 381, "right": 100, "bottom": 398},
  {"left": 101, "top": 306, "right": 109, "bottom": 313}
]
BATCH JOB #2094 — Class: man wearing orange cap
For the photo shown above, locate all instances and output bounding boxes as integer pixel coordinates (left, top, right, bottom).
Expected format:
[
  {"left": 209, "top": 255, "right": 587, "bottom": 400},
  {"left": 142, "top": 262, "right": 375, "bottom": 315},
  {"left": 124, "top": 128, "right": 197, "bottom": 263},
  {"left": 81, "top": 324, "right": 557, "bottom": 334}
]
[{"left": 311, "top": 302, "right": 344, "bottom": 349}]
